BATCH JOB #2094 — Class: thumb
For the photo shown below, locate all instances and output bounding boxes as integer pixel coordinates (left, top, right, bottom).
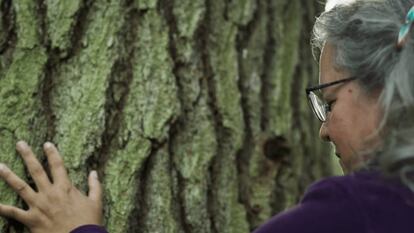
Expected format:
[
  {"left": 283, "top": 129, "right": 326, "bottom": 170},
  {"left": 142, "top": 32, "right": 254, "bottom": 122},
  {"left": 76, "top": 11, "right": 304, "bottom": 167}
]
[{"left": 88, "top": 170, "right": 103, "bottom": 205}]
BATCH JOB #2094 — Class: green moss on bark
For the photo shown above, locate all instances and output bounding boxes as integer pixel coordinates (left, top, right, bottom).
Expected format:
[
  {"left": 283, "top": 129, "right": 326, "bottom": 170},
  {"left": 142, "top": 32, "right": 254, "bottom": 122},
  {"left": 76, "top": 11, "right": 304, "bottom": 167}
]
[
  {"left": 142, "top": 147, "right": 179, "bottom": 233},
  {"left": 105, "top": 137, "right": 151, "bottom": 233},
  {"left": 227, "top": 0, "right": 256, "bottom": 26},
  {"left": 13, "top": 0, "right": 39, "bottom": 49},
  {"left": 171, "top": 0, "right": 205, "bottom": 111},
  {"left": 0, "top": 0, "right": 47, "bottom": 230},
  {"left": 132, "top": 10, "right": 179, "bottom": 140},
  {"left": 105, "top": 9, "right": 179, "bottom": 233},
  {"left": 136, "top": 0, "right": 157, "bottom": 10},
  {"left": 51, "top": 0, "right": 124, "bottom": 185},
  {"left": 237, "top": 0, "right": 280, "bottom": 227},
  {"left": 173, "top": 0, "right": 205, "bottom": 39},
  {"left": 46, "top": 0, "right": 82, "bottom": 51},
  {"left": 267, "top": 0, "right": 302, "bottom": 135},
  {"left": 171, "top": 95, "right": 216, "bottom": 233},
  {"left": 206, "top": 1, "right": 253, "bottom": 232}
]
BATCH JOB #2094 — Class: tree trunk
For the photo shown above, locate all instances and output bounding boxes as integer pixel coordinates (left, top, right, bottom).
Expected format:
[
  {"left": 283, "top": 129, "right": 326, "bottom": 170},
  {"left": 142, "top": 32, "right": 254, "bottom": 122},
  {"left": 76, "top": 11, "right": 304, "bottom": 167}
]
[{"left": 0, "top": 0, "right": 333, "bottom": 232}]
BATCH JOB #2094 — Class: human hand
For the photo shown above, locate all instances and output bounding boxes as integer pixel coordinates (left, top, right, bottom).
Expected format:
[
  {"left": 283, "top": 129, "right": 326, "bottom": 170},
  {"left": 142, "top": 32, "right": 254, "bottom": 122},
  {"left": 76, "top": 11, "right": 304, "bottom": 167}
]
[{"left": 0, "top": 141, "right": 103, "bottom": 233}]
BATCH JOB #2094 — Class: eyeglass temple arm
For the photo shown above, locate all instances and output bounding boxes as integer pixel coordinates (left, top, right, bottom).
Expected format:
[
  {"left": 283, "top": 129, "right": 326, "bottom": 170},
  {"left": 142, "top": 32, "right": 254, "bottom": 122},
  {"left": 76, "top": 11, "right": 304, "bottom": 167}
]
[{"left": 305, "top": 76, "right": 358, "bottom": 94}]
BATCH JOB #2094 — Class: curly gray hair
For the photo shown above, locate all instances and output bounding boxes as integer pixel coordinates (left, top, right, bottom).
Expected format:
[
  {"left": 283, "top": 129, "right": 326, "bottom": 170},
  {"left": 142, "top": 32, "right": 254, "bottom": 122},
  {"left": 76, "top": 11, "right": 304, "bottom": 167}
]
[{"left": 312, "top": 0, "right": 414, "bottom": 189}]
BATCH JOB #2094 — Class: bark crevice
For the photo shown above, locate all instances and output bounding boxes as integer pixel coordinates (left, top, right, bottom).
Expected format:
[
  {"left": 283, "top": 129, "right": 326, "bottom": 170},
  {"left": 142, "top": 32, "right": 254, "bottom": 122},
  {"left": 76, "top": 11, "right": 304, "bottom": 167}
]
[
  {"left": 87, "top": 0, "right": 139, "bottom": 175},
  {"left": 235, "top": 0, "right": 263, "bottom": 227},
  {"left": 260, "top": 0, "right": 275, "bottom": 131},
  {"left": 35, "top": 0, "right": 56, "bottom": 145},
  {"left": 65, "top": 0, "right": 94, "bottom": 59},
  {"left": 194, "top": 1, "right": 222, "bottom": 233},
  {"left": 290, "top": 64, "right": 303, "bottom": 132},
  {"left": 159, "top": 0, "right": 187, "bottom": 113},
  {"left": 37, "top": 0, "right": 49, "bottom": 47},
  {"left": 0, "top": 0, "right": 16, "bottom": 71},
  {"left": 39, "top": 55, "right": 57, "bottom": 142},
  {"left": 162, "top": 0, "right": 201, "bottom": 226},
  {"left": 223, "top": 0, "right": 230, "bottom": 22},
  {"left": 0, "top": 0, "right": 14, "bottom": 51},
  {"left": 167, "top": 122, "right": 190, "bottom": 233},
  {"left": 126, "top": 140, "right": 165, "bottom": 233}
]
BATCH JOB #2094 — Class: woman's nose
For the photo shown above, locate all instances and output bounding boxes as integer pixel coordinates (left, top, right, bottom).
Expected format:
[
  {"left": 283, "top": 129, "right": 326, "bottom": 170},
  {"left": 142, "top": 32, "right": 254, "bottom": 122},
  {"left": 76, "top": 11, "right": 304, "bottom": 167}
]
[{"left": 319, "top": 122, "right": 330, "bottom": 142}]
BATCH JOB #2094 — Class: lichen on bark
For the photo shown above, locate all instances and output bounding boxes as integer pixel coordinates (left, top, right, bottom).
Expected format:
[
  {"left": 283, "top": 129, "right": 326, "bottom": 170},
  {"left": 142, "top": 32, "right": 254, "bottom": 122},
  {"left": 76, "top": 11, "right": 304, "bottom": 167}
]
[
  {"left": 51, "top": 0, "right": 124, "bottom": 185},
  {"left": 46, "top": 0, "right": 83, "bottom": 51},
  {"left": 0, "top": 0, "right": 47, "bottom": 231}
]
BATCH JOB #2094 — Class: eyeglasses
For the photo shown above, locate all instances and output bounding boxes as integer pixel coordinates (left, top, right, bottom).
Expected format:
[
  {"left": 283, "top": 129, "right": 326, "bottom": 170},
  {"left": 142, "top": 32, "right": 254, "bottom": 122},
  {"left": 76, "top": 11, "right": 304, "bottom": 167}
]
[{"left": 305, "top": 76, "right": 358, "bottom": 122}]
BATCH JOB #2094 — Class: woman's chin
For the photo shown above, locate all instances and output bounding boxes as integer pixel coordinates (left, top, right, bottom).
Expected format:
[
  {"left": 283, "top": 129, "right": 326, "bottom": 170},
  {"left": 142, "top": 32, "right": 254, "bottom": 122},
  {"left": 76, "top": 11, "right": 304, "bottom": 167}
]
[{"left": 339, "top": 159, "right": 353, "bottom": 174}]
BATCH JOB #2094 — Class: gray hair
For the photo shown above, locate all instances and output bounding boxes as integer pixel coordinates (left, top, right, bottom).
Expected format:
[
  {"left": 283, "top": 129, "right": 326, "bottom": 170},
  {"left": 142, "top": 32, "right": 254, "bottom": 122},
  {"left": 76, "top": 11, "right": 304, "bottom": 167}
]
[{"left": 312, "top": 0, "right": 414, "bottom": 189}]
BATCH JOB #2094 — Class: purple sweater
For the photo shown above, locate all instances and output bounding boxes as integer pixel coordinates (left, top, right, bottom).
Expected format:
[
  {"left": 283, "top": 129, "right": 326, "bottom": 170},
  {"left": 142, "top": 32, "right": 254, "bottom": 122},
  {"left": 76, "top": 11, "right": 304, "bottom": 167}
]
[
  {"left": 71, "top": 225, "right": 108, "bottom": 233},
  {"left": 71, "top": 171, "right": 414, "bottom": 233},
  {"left": 254, "top": 171, "right": 414, "bottom": 233}
]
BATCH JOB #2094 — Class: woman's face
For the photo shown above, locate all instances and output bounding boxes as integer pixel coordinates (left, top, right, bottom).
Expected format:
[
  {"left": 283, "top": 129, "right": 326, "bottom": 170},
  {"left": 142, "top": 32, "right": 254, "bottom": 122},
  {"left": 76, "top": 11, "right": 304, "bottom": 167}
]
[{"left": 318, "top": 44, "right": 382, "bottom": 173}]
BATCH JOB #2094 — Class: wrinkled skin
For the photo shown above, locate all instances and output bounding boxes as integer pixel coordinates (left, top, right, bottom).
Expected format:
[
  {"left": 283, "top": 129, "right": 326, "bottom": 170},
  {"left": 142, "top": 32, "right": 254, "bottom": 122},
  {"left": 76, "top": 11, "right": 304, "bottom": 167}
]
[{"left": 318, "top": 43, "right": 382, "bottom": 173}]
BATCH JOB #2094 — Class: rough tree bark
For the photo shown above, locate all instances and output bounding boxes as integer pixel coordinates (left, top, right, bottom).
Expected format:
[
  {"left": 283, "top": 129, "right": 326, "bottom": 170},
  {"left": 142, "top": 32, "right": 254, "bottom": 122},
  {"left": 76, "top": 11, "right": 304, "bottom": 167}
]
[{"left": 0, "top": 0, "right": 333, "bottom": 232}]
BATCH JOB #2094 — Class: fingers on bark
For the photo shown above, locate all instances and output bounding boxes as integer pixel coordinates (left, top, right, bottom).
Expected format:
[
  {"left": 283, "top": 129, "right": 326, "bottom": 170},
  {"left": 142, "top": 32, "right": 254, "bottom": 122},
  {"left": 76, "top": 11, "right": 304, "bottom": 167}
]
[
  {"left": 0, "top": 163, "right": 36, "bottom": 203},
  {"left": 16, "top": 141, "right": 51, "bottom": 190}
]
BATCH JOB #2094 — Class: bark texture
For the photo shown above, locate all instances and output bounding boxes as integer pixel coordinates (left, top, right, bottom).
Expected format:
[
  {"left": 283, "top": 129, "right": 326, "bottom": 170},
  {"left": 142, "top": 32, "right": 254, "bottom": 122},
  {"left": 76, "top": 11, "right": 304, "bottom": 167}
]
[{"left": 0, "top": 0, "right": 333, "bottom": 232}]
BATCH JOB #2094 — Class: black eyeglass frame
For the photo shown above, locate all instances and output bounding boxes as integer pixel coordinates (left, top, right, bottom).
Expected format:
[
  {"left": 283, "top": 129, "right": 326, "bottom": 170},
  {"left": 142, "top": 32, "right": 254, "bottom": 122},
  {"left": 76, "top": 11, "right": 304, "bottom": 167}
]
[{"left": 305, "top": 76, "right": 358, "bottom": 122}]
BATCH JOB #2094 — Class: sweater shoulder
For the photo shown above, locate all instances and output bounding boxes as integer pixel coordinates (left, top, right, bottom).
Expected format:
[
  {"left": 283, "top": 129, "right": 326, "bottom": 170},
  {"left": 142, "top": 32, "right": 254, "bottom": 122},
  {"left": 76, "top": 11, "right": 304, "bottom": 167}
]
[
  {"left": 303, "top": 171, "right": 414, "bottom": 232},
  {"left": 254, "top": 175, "right": 366, "bottom": 233}
]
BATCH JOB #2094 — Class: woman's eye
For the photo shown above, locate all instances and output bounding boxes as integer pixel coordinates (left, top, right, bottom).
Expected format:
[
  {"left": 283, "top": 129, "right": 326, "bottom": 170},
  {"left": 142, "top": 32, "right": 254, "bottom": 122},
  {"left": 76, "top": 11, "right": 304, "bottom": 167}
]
[{"left": 324, "top": 100, "right": 336, "bottom": 112}]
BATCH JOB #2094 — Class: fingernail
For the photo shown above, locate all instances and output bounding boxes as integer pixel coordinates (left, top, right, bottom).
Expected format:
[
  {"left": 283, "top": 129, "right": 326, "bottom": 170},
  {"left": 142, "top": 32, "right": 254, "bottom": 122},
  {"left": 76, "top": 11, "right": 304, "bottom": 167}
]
[
  {"left": 91, "top": 170, "right": 98, "bottom": 179},
  {"left": 0, "top": 163, "right": 5, "bottom": 172},
  {"left": 44, "top": 142, "right": 53, "bottom": 149},
  {"left": 16, "top": 141, "right": 27, "bottom": 149}
]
